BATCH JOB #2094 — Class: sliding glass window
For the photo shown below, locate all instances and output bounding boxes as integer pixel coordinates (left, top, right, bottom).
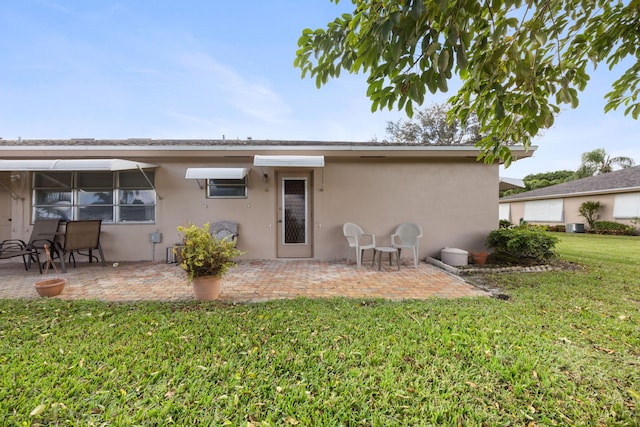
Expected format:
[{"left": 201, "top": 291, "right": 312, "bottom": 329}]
[{"left": 33, "top": 171, "right": 155, "bottom": 223}]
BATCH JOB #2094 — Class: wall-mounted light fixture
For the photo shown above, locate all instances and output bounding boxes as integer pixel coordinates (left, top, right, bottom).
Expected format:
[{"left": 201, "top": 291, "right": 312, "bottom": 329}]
[{"left": 260, "top": 167, "right": 269, "bottom": 191}]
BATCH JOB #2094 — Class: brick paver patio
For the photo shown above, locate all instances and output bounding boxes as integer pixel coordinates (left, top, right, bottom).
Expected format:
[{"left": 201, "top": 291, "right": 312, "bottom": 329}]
[{"left": 0, "top": 259, "right": 489, "bottom": 302}]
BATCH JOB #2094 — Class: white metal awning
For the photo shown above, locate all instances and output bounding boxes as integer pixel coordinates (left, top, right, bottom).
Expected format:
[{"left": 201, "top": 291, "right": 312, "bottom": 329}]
[
  {"left": 184, "top": 167, "right": 249, "bottom": 180},
  {"left": 0, "top": 159, "right": 158, "bottom": 171},
  {"left": 253, "top": 155, "right": 325, "bottom": 167},
  {"left": 499, "top": 176, "right": 525, "bottom": 191}
]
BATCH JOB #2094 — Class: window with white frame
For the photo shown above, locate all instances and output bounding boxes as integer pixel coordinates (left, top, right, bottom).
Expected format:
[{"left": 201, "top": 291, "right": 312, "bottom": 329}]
[
  {"left": 613, "top": 193, "right": 640, "bottom": 219},
  {"left": 77, "top": 172, "right": 114, "bottom": 222},
  {"left": 523, "top": 199, "right": 564, "bottom": 222},
  {"left": 498, "top": 203, "right": 511, "bottom": 221},
  {"left": 33, "top": 171, "right": 155, "bottom": 223},
  {"left": 118, "top": 171, "right": 156, "bottom": 222},
  {"left": 207, "top": 177, "right": 247, "bottom": 198}
]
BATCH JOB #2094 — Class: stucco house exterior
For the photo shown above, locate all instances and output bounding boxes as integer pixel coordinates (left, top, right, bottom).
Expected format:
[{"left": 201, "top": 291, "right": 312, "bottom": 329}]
[
  {"left": 499, "top": 165, "right": 640, "bottom": 228},
  {"left": 1, "top": 139, "right": 533, "bottom": 264}
]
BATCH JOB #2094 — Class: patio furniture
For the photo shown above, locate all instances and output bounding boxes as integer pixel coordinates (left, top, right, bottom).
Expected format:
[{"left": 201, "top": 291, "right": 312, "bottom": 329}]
[
  {"left": 0, "top": 240, "right": 42, "bottom": 273},
  {"left": 372, "top": 246, "right": 400, "bottom": 271},
  {"left": 0, "top": 219, "right": 61, "bottom": 273},
  {"left": 27, "top": 219, "right": 62, "bottom": 265},
  {"left": 343, "top": 222, "right": 376, "bottom": 268},
  {"left": 391, "top": 222, "right": 423, "bottom": 268},
  {"left": 52, "top": 220, "right": 106, "bottom": 273},
  {"left": 211, "top": 220, "right": 239, "bottom": 242}
]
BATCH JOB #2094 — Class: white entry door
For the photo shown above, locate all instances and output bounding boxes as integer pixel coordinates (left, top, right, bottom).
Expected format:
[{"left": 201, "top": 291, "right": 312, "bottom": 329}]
[{"left": 276, "top": 172, "right": 313, "bottom": 258}]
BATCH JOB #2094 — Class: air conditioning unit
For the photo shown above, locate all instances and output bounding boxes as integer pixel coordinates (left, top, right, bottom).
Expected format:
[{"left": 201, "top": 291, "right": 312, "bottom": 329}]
[
  {"left": 166, "top": 247, "right": 176, "bottom": 264},
  {"left": 565, "top": 223, "right": 585, "bottom": 233},
  {"left": 166, "top": 244, "right": 184, "bottom": 264}
]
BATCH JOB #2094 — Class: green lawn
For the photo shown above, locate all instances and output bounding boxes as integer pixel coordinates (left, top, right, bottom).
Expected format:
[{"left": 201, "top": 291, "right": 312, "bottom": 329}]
[{"left": 1, "top": 234, "right": 639, "bottom": 426}]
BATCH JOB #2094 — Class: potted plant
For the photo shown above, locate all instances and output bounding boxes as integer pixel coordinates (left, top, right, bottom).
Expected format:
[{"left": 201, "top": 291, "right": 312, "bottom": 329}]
[
  {"left": 34, "top": 244, "right": 66, "bottom": 297},
  {"left": 469, "top": 250, "right": 489, "bottom": 266},
  {"left": 176, "top": 223, "right": 244, "bottom": 300}
]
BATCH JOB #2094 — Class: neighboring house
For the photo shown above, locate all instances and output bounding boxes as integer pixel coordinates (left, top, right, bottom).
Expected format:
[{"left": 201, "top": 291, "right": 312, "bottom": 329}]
[
  {"left": 0, "top": 139, "right": 533, "bottom": 262},
  {"left": 499, "top": 165, "right": 640, "bottom": 228}
]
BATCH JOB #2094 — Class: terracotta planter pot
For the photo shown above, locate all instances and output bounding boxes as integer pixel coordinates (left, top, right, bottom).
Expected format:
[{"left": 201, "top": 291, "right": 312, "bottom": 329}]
[
  {"left": 470, "top": 251, "right": 488, "bottom": 266},
  {"left": 191, "top": 275, "right": 221, "bottom": 301},
  {"left": 34, "top": 278, "right": 66, "bottom": 297}
]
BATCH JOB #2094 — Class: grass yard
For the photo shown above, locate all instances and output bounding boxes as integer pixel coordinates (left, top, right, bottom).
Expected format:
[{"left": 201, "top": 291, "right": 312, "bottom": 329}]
[{"left": 1, "top": 234, "right": 639, "bottom": 426}]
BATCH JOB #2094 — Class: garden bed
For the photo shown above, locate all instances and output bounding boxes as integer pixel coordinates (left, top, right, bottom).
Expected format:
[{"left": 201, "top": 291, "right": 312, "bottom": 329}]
[
  {"left": 426, "top": 256, "right": 562, "bottom": 276},
  {"left": 426, "top": 252, "right": 580, "bottom": 276}
]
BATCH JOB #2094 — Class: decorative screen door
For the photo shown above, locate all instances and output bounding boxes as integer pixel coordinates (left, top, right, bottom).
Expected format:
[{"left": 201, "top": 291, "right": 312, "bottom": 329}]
[{"left": 276, "top": 172, "right": 313, "bottom": 258}]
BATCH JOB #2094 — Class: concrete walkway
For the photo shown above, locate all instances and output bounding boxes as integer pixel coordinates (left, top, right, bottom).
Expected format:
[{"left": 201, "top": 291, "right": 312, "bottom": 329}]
[{"left": 0, "top": 259, "right": 489, "bottom": 302}]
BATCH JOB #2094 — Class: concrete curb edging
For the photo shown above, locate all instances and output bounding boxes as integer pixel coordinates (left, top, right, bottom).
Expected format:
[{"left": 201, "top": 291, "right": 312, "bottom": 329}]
[{"left": 425, "top": 257, "right": 560, "bottom": 276}]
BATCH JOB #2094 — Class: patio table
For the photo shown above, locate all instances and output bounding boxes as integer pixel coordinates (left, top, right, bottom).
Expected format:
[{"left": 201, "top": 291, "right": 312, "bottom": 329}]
[{"left": 372, "top": 246, "right": 400, "bottom": 271}]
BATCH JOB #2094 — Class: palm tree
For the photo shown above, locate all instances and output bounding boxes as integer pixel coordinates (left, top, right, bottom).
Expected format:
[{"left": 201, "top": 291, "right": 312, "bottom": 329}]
[{"left": 575, "top": 148, "right": 635, "bottom": 178}]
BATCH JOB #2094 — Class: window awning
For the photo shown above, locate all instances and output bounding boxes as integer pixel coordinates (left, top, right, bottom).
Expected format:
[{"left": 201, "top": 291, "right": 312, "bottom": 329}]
[
  {"left": 253, "top": 155, "right": 325, "bottom": 167},
  {"left": 184, "top": 168, "right": 249, "bottom": 180},
  {"left": 499, "top": 177, "right": 525, "bottom": 191},
  {"left": 0, "top": 159, "right": 158, "bottom": 171}
]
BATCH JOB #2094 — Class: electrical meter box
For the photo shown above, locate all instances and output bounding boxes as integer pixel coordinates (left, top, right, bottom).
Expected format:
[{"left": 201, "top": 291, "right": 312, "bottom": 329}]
[{"left": 149, "top": 231, "right": 162, "bottom": 243}]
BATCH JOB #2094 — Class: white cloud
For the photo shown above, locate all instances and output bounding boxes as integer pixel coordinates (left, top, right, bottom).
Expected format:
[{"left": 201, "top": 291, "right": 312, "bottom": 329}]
[
  {"left": 174, "top": 51, "right": 291, "bottom": 123},
  {"left": 164, "top": 111, "right": 217, "bottom": 127}
]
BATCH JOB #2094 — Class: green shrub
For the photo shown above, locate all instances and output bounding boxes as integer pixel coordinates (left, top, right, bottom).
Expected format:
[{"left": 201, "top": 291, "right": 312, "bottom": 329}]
[
  {"left": 591, "top": 221, "right": 635, "bottom": 236},
  {"left": 546, "top": 224, "right": 566, "bottom": 233},
  {"left": 499, "top": 219, "right": 512, "bottom": 228},
  {"left": 486, "top": 226, "right": 559, "bottom": 261},
  {"left": 177, "top": 223, "right": 244, "bottom": 280},
  {"left": 579, "top": 200, "right": 602, "bottom": 229}
]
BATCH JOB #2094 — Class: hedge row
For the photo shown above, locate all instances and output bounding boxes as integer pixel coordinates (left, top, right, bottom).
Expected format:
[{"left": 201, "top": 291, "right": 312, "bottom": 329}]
[{"left": 590, "top": 221, "right": 636, "bottom": 236}]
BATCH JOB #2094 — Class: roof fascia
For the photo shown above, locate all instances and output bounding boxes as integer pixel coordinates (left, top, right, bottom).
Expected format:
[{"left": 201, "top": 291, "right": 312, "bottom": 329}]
[
  {"left": 500, "top": 186, "right": 640, "bottom": 202},
  {"left": 0, "top": 144, "right": 536, "bottom": 161}
]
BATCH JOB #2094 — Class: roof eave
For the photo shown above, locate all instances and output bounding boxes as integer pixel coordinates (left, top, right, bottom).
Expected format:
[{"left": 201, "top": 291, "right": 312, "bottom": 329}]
[
  {"left": 0, "top": 142, "right": 537, "bottom": 161},
  {"left": 500, "top": 186, "right": 640, "bottom": 202}
]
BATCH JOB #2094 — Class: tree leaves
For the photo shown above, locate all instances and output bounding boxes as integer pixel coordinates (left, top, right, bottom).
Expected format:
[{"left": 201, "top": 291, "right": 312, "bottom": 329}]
[
  {"left": 385, "top": 102, "right": 482, "bottom": 145},
  {"left": 577, "top": 148, "right": 636, "bottom": 177},
  {"left": 437, "top": 49, "right": 450, "bottom": 73},
  {"left": 295, "top": 0, "right": 640, "bottom": 164}
]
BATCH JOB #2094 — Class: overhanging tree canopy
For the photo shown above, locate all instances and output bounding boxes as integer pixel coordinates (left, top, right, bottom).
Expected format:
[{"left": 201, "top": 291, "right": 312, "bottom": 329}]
[
  {"left": 294, "top": 0, "right": 640, "bottom": 166},
  {"left": 385, "top": 102, "right": 482, "bottom": 145}
]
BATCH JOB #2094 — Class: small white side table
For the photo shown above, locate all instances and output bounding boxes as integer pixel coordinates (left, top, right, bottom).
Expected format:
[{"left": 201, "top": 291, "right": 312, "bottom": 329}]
[{"left": 372, "top": 246, "right": 400, "bottom": 271}]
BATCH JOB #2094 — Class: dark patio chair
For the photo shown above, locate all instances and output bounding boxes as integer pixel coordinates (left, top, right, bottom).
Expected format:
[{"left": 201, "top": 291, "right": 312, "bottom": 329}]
[
  {"left": 0, "top": 240, "right": 42, "bottom": 273},
  {"left": 0, "top": 219, "right": 61, "bottom": 273},
  {"left": 52, "top": 220, "right": 106, "bottom": 273},
  {"left": 27, "top": 219, "right": 62, "bottom": 264}
]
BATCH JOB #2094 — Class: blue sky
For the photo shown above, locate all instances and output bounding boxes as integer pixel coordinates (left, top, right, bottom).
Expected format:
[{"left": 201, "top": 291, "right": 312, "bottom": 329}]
[{"left": 1, "top": 0, "right": 638, "bottom": 178}]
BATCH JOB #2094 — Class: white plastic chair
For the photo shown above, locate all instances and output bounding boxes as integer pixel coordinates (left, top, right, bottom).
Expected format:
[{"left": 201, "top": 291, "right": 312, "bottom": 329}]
[
  {"left": 210, "top": 220, "right": 239, "bottom": 242},
  {"left": 391, "top": 223, "right": 423, "bottom": 268},
  {"left": 343, "top": 222, "right": 376, "bottom": 268}
]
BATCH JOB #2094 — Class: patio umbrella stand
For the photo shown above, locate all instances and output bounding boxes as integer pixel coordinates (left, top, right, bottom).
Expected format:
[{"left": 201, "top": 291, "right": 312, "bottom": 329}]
[{"left": 34, "top": 244, "right": 66, "bottom": 297}]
